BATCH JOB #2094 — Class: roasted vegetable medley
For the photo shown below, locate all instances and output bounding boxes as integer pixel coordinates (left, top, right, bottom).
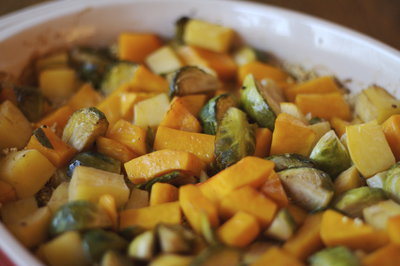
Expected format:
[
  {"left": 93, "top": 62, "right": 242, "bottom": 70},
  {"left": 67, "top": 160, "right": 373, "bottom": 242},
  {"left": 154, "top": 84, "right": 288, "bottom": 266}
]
[{"left": 1, "top": 17, "right": 400, "bottom": 266}]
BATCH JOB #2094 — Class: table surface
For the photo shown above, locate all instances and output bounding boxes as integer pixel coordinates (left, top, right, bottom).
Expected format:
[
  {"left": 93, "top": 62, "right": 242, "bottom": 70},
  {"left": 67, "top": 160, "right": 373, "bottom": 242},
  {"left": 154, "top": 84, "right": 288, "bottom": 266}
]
[{"left": 0, "top": 0, "right": 399, "bottom": 265}]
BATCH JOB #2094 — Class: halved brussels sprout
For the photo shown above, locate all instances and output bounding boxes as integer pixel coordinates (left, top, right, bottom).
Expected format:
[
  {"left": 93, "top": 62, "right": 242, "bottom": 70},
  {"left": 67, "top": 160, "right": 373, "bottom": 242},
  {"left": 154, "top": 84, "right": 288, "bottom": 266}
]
[
  {"left": 334, "top": 187, "right": 387, "bottom": 218},
  {"left": 100, "top": 61, "right": 138, "bottom": 96},
  {"left": 136, "top": 171, "right": 194, "bottom": 191},
  {"left": 168, "top": 66, "right": 220, "bottom": 98},
  {"left": 62, "top": 107, "right": 109, "bottom": 151},
  {"left": 233, "top": 46, "right": 269, "bottom": 66},
  {"left": 128, "top": 230, "right": 156, "bottom": 261},
  {"left": 157, "top": 223, "right": 196, "bottom": 254},
  {"left": 266, "top": 153, "right": 314, "bottom": 172},
  {"left": 13, "top": 86, "right": 48, "bottom": 122},
  {"left": 363, "top": 200, "right": 400, "bottom": 229},
  {"left": 367, "top": 171, "right": 387, "bottom": 189},
  {"left": 191, "top": 245, "right": 241, "bottom": 266},
  {"left": 278, "top": 167, "right": 334, "bottom": 211},
  {"left": 214, "top": 107, "right": 256, "bottom": 170},
  {"left": 49, "top": 200, "right": 111, "bottom": 237},
  {"left": 173, "top": 17, "right": 190, "bottom": 45},
  {"left": 69, "top": 47, "right": 115, "bottom": 89},
  {"left": 384, "top": 162, "right": 400, "bottom": 202},
  {"left": 82, "top": 229, "right": 127, "bottom": 263},
  {"left": 309, "top": 246, "right": 360, "bottom": 266},
  {"left": 310, "top": 130, "right": 351, "bottom": 178},
  {"left": 67, "top": 151, "right": 121, "bottom": 177},
  {"left": 199, "top": 94, "right": 237, "bottom": 135},
  {"left": 240, "top": 74, "right": 281, "bottom": 130},
  {"left": 265, "top": 208, "right": 297, "bottom": 241}
]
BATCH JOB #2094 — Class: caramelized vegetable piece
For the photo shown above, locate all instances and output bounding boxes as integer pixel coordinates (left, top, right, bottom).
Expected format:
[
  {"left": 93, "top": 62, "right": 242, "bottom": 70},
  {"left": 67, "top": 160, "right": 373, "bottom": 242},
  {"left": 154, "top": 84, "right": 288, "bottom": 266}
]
[
  {"left": 62, "top": 107, "right": 109, "bottom": 152},
  {"left": 67, "top": 151, "right": 121, "bottom": 177},
  {"left": 39, "top": 67, "right": 78, "bottom": 104},
  {"left": 150, "top": 182, "right": 179, "bottom": 206},
  {"left": 362, "top": 244, "right": 400, "bottom": 266},
  {"left": 198, "top": 156, "right": 274, "bottom": 203},
  {"left": 26, "top": 127, "right": 76, "bottom": 168},
  {"left": 154, "top": 126, "right": 215, "bottom": 164},
  {"left": 308, "top": 246, "right": 360, "bottom": 266},
  {"left": 382, "top": 114, "right": 400, "bottom": 161},
  {"left": 149, "top": 254, "right": 193, "bottom": 266},
  {"left": 13, "top": 85, "right": 49, "bottom": 122},
  {"left": 387, "top": 215, "right": 400, "bottom": 244},
  {"left": 362, "top": 200, "right": 400, "bottom": 230},
  {"left": 270, "top": 113, "right": 316, "bottom": 156},
  {"left": 330, "top": 117, "right": 350, "bottom": 137},
  {"left": 251, "top": 247, "right": 305, "bottom": 266},
  {"left": 68, "top": 83, "right": 103, "bottom": 110},
  {"left": 127, "top": 230, "right": 156, "bottom": 260},
  {"left": 118, "top": 33, "right": 162, "bottom": 63},
  {"left": 136, "top": 171, "right": 193, "bottom": 191},
  {"left": 0, "top": 100, "right": 32, "bottom": 149},
  {"left": 96, "top": 136, "right": 138, "bottom": 163},
  {"left": 120, "top": 201, "right": 181, "bottom": 229},
  {"left": 334, "top": 166, "right": 364, "bottom": 195},
  {"left": 238, "top": 61, "right": 288, "bottom": 85},
  {"left": 320, "top": 209, "right": 389, "bottom": 252},
  {"left": 0, "top": 149, "right": 55, "bottom": 198},
  {"left": 259, "top": 170, "right": 289, "bottom": 207},
  {"left": 0, "top": 180, "right": 17, "bottom": 204},
  {"left": 265, "top": 208, "right": 297, "bottom": 241},
  {"left": 191, "top": 244, "right": 241, "bottom": 266},
  {"left": 254, "top": 128, "right": 272, "bottom": 157},
  {"left": 156, "top": 223, "right": 196, "bottom": 254},
  {"left": 177, "top": 94, "right": 208, "bottom": 117},
  {"left": 266, "top": 153, "right": 314, "bottom": 172},
  {"left": 146, "top": 45, "right": 183, "bottom": 75}
]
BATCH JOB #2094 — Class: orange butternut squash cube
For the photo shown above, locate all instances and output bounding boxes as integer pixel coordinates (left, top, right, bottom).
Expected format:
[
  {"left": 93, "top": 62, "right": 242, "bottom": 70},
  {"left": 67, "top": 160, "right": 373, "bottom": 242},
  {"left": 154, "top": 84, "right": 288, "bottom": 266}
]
[
  {"left": 295, "top": 92, "right": 351, "bottom": 121},
  {"left": 177, "top": 46, "right": 237, "bottom": 80},
  {"left": 177, "top": 94, "right": 208, "bottom": 117},
  {"left": 120, "top": 92, "right": 157, "bottom": 121},
  {"left": 217, "top": 211, "right": 260, "bottom": 248},
  {"left": 382, "top": 114, "right": 400, "bottom": 161},
  {"left": 150, "top": 182, "right": 179, "bottom": 206},
  {"left": 96, "top": 92, "right": 122, "bottom": 126},
  {"left": 270, "top": 113, "right": 316, "bottom": 156},
  {"left": 68, "top": 83, "right": 103, "bottom": 111},
  {"left": 254, "top": 128, "right": 272, "bottom": 157},
  {"left": 26, "top": 127, "right": 76, "bottom": 168},
  {"left": 127, "top": 65, "right": 168, "bottom": 93},
  {"left": 106, "top": 119, "right": 147, "bottom": 155},
  {"left": 219, "top": 186, "right": 277, "bottom": 227},
  {"left": 98, "top": 194, "right": 118, "bottom": 230},
  {"left": 36, "top": 105, "right": 74, "bottom": 136},
  {"left": 362, "top": 244, "right": 400, "bottom": 266},
  {"left": 179, "top": 184, "right": 219, "bottom": 233},
  {"left": 124, "top": 149, "right": 205, "bottom": 184},
  {"left": 320, "top": 209, "right": 389, "bottom": 251},
  {"left": 159, "top": 97, "right": 202, "bottom": 133},
  {"left": 285, "top": 76, "right": 341, "bottom": 102},
  {"left": 286, "top": 204, "right": 308, "bottom": 226},
  {"left": 96, "top": 137, "right": 138, "bottom": 163},
  {"left": 251, "top": 247, "right": 305, "bottom": 266},
  {"left": 119, "top": 201, "right": 181, "bottom": 229},
  {"left": 198, "top": 156, "right": 274, "bottom": 203},
  {"left": 283, "top": 212, "right": 323, "bottom": 261},
  {"left": 330, "top": 116, "right": 350, "bottom": 137},
  {"left": 387, "top": 215, "right": 400, "bottom": 244},
  {"left": 259, "top": 170, "right": 289, "bottom": 207},
  {"left": 0, "top": 180, "right": 17, "bottom": 204},
  {"left": 238, "top": 61, "right": 288, "bottom": 85},
  {"left": 118, "top": 33, "right": 162, "bottom": 63},
  {"left": 154, "top": 126, "right": 215, "bottom": 164}
]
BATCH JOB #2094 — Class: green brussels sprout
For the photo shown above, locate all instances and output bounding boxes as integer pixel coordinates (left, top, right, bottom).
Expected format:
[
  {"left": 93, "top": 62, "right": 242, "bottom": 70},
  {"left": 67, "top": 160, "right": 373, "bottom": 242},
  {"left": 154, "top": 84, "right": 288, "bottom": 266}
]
[
  {"left": 367, "top": 171, "right": 387, "bottom": 189},
  {"left": 214, "top": 107, "right": 256, "bottom": 170},
  {"left": 128, "top": 230, "right": 156, "bottom": 261},
  {"left": 309, "top": 246, "right": 360, "bottom": 266},
  {"left": 118, "top": 226, "right": 146, "bottom": 241},
  {"left": 363, "top": 200, "right": 400, "bottom": 229},
  {"left": 100, "top": 61, "right": 138, "bottom": 95},
  {"left": 240, "top": 74, "right": 281, "bottom": 130},
  {"left": 49, "top": 200, "right": 111, "bottom": 237},
  {"left": 157, "top": 223, "right": 196, "bottom": 254},
  {"left": 67, "top": 151, "right": 121, "bottom": 177},
  {"left": 168, "top": 66, "right": 220, "bottom": 98},
  {"left": 82, "top": 229, "right": 128, "bottom": 263},
  {"left": 199, "top": 93, "right": 237, "bottom": 135},
  {"left": 334, "top": 187, "right": 387, "bottom": 218},
  {"left": 266, "top": 153, "right": 314, "bottom": 172},
  {"left": 135, "top": 171, "right": 191, "bottom": 191},
  {"left": 62, "top": 107, "right": 109, "bottom": 152},
  {"left": 13, "top": 85, "right": 48, "bottom": 122},
  {"left": 278, "top": 167, "right": 334, "bottom": 211},
  {"left": 265, "top": 208, "right": 297, "bottom": 241},
  {"left": 173, "top": 17, "right": 190, "bottom": 45},
  {"left": 384, "top": 162, "right": 400, "bottom": 202},
  {"left": 191, "top": 245, "right": 241, "bottom": 266},
  {"left": 310, "top": 130, "right": 351, "bottom": 178}
]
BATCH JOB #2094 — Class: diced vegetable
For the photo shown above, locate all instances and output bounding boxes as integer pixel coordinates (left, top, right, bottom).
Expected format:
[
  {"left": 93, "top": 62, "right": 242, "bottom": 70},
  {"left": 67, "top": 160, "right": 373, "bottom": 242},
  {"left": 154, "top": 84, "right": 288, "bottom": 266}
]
[
  {"left": 0, "top": 149, "right": 55, "bottom": 198},
  {"left": 265, "top": 208, "right": 297, "bottom": 241},
  {"left": 308, "top": 121, "right": 331, "bottom": 148},
  {"left": 334, "top": 166, "right": 364, "bottom": 195},
  {"left": 124, "top": 188, "right": 149, "bottom": 210},
  {"left": 387, "top": 215, "right": 400, "bottom": 244},
  {"left": 145, "top": 45, "right": 183, "bottom": 74},
  {"left": 149, "top": 254, "right": 193, "bottom": 266},
  {"left": 259, "top": 171, "right": 289, "bottom": 207},
  {"left": 177, "top": 94, "right": 208, "bottom": 117},
  {"left": 67, "top": 83, "right": 103, "bottom": 110},
  {"left": 254, "top": 128, "right": 272, "bottom": 157},
  {"left": 39, "top": 67, "right": 78, "bottom": 104},
  {"left": 101, "top": 251, "right": 131, "bottom": 266},
  {"left": 354, "top": 85, "right": 400, "bottom": 123},
  {"left": 0, "top": 180, "right": 17, "bottom": 204},
  {"left": 36, "top": 105, "right": 74, "bottom": 135},
  {"left": 191, "top": 245, "right": 241, "bottom": 266},
  {"left": 157, "top": 223, "right": 196, "bottom": 254},
  {"left": 237, "top": 61, "right": 288, "bottom": 85},
  {"left": 286, "top": 204, "right": 308, "bottom": 225},
  {"left": 346, "top": 121, "right": 395, "bottom": 177},
  {"left": 179, "top": 184, "right": 219, "bottom": 233},
  {"left": 47, "top": 182, "right": 69, "bottom": 213},
  {"left": 280, "top": 102, "right": 308, "bottom": 124},
  {"left": 278, "top": 167, "right": 334, "bottom": 211},
  {"left": 127, "top": 230, "right": 156, "bottom": 260},
  {"left": 35, "top": 52, "right": 69, "bottom": 71},
  {"left": 13, "top": 86, "right": 49, "bottom": 122},
  {"left": 251, "top": 247, "right": 305, "bottom": 266},
  {"left": 241, "top": 74, "right": 280, "bottom": 130},
  {"left": 124, "top": 149, "right": 205, "bottom": 184},
  {"left": 168, "top": 66, "right": 220, "bottom": 98},
  {"left": 82, "top": 229, "right": 127, "bottom": 263},
  {"left": 118, "top": 33, "right": 162, "bottom": 63},
  {"left": 219, "top": 186, "right": 277, "bottom": 227},
  {"left": 136, "top": 171, "right": 193, "bottom": 191},
  {"left": 383, "top": 162, "right": 400, "bottom": 201},
  {"left": 100, "top": 61, "right": 138, "bottom": 95},
  {"left": 120, "top": 201, "right": 181, "bottom": 229},
  {"left": 308, "top": 246, "right": 360, "bottom": 266},
  {"left": 154, "top": 126, "right": 215, "bottom": 164},
  {"left": 67, "top": 151, "right": 121, "bottom": 177},
  {"left": 241, "top": 241, "right": 275, "bottom": 266},
  {"left": 49, "top": 200, "right": 111, "bottom": 237},
  {"left": 62, "top": 107, "right": 109, "bottom": 151},
  {"left": 150, "top": 182, "right": 179, "bottom": 205},
  {"left": 199, "top": 93, "right": 237, "bottom": 135},
  {"left": 198, "top": 156, "right": 274, "bottom": 203},
  {"left": 362, "top": 244, "right": 400, "bottom": 266},
  {"left": 270, "top": 113, "right": 316, "bottom": 157},
  {"left": 382, "top": 114, "right": 400, "bottom": 161},
  {"left": 330, "top": 117, "right": 350, "bottom": 137},
  {"left": 133, "top": 93, "right": 170, "bottom": 128},
  {"left": 0, "top": 196, "right": 38, "bottom": 225},
  {"left": 366, "top": 171, "right": 387, "bottom": 189},
  {"left": 214, "top": 107, "right": 256, "bottom": 170},
  {"left": 233, "top": 46, "right": 268, "bottom": 66},
  {"left": 362, "top": 200, "right": 400, "bottom": 230},
  {"left": 266, "top": 153, "right": 314, "bottom": 172},
  {"left": 320, "top": 209, "right": 389, "bottom": 252},
  {"left": 96, "top": 137, "right": 138, "bottom": 163},
  {"left": 0, "top": 100, "right": 32, "bottom": 149},
  {"left": 183, "top": 19, "right": 234, "bottom": 53},
  {"left": 69, "top": 166, "right": 129, "bottom": 207},
  {"left": 334, "top": 187, "right": 387, "bottom": 217}
]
